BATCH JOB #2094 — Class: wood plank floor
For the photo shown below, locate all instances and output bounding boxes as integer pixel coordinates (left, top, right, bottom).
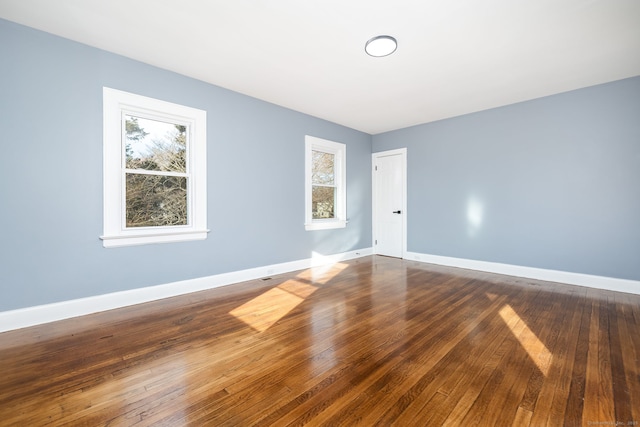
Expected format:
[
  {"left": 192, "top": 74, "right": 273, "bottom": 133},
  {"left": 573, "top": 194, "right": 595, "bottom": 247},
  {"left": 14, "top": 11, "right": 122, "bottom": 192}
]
[{"left": 1, "top": 256, "right": 639, "bottom": 426}]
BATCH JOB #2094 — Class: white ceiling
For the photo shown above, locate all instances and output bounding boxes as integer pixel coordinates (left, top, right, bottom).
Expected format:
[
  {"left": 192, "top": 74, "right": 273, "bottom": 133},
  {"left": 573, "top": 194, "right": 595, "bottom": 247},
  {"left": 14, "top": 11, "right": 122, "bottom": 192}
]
[{"left": 1, "top": 0, "right": 639, "bottom": 134}]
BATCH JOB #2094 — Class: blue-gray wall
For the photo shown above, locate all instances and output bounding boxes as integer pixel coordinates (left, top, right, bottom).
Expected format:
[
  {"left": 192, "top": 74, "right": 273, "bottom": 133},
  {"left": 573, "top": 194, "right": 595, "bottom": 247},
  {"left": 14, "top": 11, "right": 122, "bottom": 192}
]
[
  {"left": 0, "top": 19, "right": 372, "bottom": 311},
  {"left": 373, "top": 76, "right": 640, "bottom": 281},
  {"left": 2, "top": 18, "right": 638, "bottom": 313}
]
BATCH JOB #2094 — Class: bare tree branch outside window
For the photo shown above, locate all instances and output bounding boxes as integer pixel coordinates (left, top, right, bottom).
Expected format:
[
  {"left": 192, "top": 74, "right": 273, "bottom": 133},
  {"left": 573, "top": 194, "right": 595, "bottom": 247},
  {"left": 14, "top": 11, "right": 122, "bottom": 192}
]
[
  {"left": 311, "top": 150, "right": 335, "bottom": 219},
  {"left": 124, "top": 116, "right": 188, "bottom": 227}
]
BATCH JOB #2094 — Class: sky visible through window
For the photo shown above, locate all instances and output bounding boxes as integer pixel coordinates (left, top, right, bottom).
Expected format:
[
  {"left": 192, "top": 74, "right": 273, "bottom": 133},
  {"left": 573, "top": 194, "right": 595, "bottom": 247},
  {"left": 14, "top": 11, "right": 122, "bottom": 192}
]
[{"left": 125, "top": 116, "right": 183, "bottom": 160}]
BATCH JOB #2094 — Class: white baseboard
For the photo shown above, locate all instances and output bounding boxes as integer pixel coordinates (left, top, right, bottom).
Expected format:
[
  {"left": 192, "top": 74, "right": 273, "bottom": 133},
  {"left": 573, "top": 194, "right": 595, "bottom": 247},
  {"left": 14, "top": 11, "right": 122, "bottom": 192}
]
[
  {"left": 405, "top": 251, "right": 640, "bottom": 295},
  {"left": 0, "top": 248, "right": 373, "bottom": 333}
]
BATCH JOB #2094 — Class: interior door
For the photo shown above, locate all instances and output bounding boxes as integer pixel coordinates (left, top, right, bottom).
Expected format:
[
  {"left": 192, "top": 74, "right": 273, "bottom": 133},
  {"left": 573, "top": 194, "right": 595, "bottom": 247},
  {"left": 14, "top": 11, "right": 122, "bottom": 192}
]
[{"left": 373, "top": 149, "right": 406, "bottom": 258}]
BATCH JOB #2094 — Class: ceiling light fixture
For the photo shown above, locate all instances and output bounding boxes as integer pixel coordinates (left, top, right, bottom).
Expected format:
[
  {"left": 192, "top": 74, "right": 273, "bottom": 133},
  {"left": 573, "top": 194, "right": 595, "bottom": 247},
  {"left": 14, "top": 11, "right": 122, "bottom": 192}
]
[{"left": 365, "top": 35, "right": 397, "bottom": 57}]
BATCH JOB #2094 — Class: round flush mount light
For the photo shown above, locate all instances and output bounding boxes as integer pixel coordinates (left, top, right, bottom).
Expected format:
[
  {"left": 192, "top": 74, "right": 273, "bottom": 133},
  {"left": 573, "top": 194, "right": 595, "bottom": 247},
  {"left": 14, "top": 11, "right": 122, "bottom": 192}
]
[{"left": 365, "top": 35, "right": 397, "bottom": 57}]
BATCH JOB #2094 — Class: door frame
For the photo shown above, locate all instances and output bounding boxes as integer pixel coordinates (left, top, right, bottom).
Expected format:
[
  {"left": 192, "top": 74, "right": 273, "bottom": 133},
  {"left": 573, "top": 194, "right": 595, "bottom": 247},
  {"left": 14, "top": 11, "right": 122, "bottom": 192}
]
[{"left": 372, "top": 148, "right": 407, "bottom": 258}]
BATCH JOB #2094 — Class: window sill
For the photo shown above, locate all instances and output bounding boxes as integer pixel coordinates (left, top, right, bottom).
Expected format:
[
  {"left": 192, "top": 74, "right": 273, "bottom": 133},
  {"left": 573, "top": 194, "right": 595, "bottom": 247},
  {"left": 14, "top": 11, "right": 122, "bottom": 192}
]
[
  {"left": 101, "top": 229, "right": 209, "bottom": 248},
  {"left": 305, "top": 220, "right": 347, "bottom": 231}
]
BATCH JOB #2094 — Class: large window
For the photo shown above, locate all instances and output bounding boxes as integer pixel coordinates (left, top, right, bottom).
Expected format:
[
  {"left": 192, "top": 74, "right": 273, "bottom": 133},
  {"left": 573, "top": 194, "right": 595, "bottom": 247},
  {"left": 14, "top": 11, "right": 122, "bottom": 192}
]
[
  {"left": 305, "top": 135, "right": 346, "bottom": 231},
  {"left": 102, "top": 88, "right": 207, "bottom": 247}
]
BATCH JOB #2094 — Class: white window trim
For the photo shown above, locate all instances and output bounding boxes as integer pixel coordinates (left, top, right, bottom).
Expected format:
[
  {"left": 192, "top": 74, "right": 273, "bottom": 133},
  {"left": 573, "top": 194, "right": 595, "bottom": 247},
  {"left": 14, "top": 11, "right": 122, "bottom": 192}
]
[
  {"left": 101, "top": 87, "right": 208, "bottom": 247},
  {"left": 305, "top": 135, "right": 346, "bottom": 231}
]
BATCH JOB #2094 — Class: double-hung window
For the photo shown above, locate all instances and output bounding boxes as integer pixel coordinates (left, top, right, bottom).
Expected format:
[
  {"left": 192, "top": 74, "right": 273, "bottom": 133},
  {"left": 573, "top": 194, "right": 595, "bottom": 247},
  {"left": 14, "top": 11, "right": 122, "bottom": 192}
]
[
  {"left": 102, "top": 88, "right": 207, "bottom": 247},
  {"left": 305, "top": 135, "right": 346, "bottom": 230}
]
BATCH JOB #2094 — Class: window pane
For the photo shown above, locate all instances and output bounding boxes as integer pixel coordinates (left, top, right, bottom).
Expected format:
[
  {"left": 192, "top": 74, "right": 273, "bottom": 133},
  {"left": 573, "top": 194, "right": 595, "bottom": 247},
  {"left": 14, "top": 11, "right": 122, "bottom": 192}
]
[
  {"left": 312, "top": 186, "right": 335, "bottom": 219},
  {"left": 312, "top": 150, "right": 334, "bottom": 185},
  {"left": 125, "top": 115, "right": 187, "bottom": 173},
  {"left": 126, "top": 174, "right": 188, "bottom": 227}
]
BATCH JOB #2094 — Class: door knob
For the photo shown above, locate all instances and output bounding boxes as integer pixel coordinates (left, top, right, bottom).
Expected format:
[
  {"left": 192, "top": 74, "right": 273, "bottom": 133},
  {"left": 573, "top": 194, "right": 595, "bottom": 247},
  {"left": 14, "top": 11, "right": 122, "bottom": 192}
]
[{"left": 393, "top": 210, "right": 402, "bottom": 214}]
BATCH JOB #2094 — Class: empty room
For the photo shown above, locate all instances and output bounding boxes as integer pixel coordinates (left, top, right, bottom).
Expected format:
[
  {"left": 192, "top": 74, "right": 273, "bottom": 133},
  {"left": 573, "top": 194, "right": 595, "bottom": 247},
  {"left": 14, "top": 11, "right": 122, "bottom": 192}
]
[{"left": 1, "top": 1, "right": 639, "bottom": 425}]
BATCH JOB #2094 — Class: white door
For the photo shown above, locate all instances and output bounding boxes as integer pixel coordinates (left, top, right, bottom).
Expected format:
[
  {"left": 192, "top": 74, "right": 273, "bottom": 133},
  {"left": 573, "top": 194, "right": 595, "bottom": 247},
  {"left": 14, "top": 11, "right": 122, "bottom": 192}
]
[{"left": 373, "top": 149, "right": 406, "bottom": 258}]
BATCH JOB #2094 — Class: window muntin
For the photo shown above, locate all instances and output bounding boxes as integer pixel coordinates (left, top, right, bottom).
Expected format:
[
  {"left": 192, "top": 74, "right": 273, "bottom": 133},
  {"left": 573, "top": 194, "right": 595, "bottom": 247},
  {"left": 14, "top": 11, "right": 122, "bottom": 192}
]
[
  {"left": 102, "top": 88, "right": 207, "bottom": 247},
  {"left": 305, "top": 136, "right": 346, "bottom": 230}
]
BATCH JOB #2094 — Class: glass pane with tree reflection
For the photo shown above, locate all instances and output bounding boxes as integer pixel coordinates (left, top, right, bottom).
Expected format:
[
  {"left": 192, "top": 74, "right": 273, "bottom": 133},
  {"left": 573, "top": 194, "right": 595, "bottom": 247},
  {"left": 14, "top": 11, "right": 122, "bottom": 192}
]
[
  {"left": 125, "top": 115, "right": 186, "bottom": 173},
  {"left": 312, "top": 186, "right": 335, "bottom": 219},
  {"left": 311, "top": 151, "right": 334, "bottom": 185},
  {"left": 124, "top": 115, "right": 189, "bottom": 228},
  {"left": 126, "top": 174, "right": 188, "bottom": 227}
]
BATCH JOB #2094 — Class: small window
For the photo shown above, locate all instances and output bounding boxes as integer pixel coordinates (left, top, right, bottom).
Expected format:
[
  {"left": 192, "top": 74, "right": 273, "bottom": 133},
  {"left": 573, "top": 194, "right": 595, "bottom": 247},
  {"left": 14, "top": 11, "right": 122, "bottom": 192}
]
[
  {"left": 305, "top": 135, "right": 346, "bottom": 230},
  {"left": 102, "top": 88, "right": 207, "bottom": 247}
]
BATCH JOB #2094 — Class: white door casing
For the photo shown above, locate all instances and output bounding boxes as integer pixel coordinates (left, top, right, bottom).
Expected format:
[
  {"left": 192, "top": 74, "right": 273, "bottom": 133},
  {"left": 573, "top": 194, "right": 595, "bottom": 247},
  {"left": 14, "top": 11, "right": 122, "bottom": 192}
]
[{"left": 372, "top": 148, "right": 407, "bottom": 258}]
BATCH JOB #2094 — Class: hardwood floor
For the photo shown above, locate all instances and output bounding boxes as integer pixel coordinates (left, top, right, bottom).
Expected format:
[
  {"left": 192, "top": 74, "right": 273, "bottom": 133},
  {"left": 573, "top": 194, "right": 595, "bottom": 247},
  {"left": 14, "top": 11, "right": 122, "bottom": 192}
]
[{"left": 1, "top": 256, "right": 639, "bottom": 426}]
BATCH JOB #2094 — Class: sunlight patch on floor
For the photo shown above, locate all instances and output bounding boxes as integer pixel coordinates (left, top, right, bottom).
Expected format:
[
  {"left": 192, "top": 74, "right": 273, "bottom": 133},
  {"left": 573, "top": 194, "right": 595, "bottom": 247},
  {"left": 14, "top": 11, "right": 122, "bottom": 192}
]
[
  {"left": 230, "top": 260, "right": 349, "bottom": 332},
  {"left": 230, "top": 280, "right": 318, "bottom": 332},
  {"left": 485, "top": 292, "right": 499, "bottom": 301},
  {"left": 295, "top": 258, "right": 349, "bottom": 285},
  {"left": 498, "top": 304, "right": 552, "bottom": 376}
]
